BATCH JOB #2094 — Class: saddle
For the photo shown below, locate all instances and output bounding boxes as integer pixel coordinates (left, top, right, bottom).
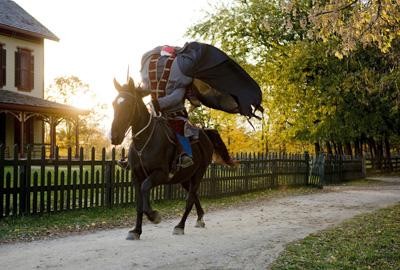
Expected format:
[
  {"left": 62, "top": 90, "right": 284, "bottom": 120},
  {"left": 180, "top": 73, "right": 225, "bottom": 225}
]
[{"left": 154, "top": 117, "right": 199, "bottom": 178}]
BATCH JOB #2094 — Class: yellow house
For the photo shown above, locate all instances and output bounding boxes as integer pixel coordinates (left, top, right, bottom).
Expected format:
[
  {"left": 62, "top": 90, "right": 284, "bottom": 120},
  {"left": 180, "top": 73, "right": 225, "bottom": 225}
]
[{"left": 0, "top": 0, "right": 87, "bottom": 158}]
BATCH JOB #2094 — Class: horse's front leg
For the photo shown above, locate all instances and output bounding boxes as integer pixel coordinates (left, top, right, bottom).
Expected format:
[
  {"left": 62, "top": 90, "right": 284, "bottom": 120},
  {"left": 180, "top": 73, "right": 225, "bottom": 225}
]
[
  {"left": 127, "top": 180, "right": 143, "bottom": 240},
  {"left": 141, "top": 170, "right": 167, "bottom": 223}
]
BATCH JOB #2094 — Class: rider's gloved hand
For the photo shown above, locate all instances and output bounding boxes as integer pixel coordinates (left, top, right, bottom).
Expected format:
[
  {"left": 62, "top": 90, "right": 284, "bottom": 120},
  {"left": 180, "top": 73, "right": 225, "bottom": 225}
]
[{"left": 150, "top": 99, "right": 161, "bottom": 116}]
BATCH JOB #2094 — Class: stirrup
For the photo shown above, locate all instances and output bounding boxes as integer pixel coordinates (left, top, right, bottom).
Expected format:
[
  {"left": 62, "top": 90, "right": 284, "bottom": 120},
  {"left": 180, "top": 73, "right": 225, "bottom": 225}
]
[{"left": 178, "top": 154, "right": 194, "bottom": 169}]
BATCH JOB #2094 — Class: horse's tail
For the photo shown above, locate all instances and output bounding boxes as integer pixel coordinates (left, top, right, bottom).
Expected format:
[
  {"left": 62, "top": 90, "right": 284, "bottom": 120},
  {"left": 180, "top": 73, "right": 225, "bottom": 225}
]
[{"left": 203, "top": 129, "right": 239, "bottom": 167}]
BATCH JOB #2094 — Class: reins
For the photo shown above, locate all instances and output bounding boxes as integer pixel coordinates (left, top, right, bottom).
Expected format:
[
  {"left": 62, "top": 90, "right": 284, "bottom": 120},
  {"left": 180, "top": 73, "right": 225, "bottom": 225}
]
[
  {"left": 132, "top": 112, "right": 152, "bottom": 138},
  {"left": 119, "top": 90, "right": 176, "bottom": 178},
  {"left": 133, "top": 118, "right": 156, "bottom": 178},
  {"left": 118, "top": 91, "right": 154, "bottom": 178}
]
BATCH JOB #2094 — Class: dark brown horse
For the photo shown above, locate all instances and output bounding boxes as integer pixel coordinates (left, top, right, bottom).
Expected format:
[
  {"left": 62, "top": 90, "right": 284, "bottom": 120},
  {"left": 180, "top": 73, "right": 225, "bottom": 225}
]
[{"left": 110, "top": 78, "right": 234, "bottom": 240}]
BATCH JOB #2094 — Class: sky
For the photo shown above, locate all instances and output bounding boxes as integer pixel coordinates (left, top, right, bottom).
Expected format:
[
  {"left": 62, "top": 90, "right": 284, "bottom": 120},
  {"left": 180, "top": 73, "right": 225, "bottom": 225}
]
[{"left": 13, "top": 0, "right": 214, "bottom": 130}]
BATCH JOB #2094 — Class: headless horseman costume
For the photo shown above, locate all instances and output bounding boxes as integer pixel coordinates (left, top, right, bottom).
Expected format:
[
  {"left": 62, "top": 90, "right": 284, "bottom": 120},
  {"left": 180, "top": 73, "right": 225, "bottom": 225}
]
[
  {"left": 141, "top": 42, "right": 263, "bottom": 118},
  {"left": 118, "top": 42, "right": 263, "bottom": 169}
]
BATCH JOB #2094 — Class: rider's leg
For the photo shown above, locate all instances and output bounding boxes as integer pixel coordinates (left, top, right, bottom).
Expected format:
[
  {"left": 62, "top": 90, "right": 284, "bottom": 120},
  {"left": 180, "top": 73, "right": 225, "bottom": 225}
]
[{"left": 176, "top": 133, "right": 193, "bottom": 168}]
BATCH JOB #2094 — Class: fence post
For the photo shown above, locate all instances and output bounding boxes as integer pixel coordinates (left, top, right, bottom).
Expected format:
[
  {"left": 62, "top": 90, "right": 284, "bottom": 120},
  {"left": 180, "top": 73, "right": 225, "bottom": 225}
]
[
  {"left": 104, "top": 149, "right": 115, "bottom": 208},
  {"left": 244, "top": 160, "right": 250, "bottom": 192},
  {"left": 164, "top": 184, "right": 172, "bottom": 200},
  {"left": 19, "top": 145, "right": 31, "bottom": 215},
  {"left": 210, "top": 163, "right": 216, "bottom": 197},
  {"left": 0, "top": 144, "right": 4, "bottom": 218},
  {"left": 318, "top": 154, "right": 325, "bottom": 187},
  {"left": 337, "top": 155, "right": 342, "bottom": 182},
  {"left": 361, "top": 156, "right": 366, "bottom": 178},
  {"left": 272, "top": 153, "right": 278, "bottom": 187},
  {"left": 105, "top": 162, "right": 113, "bottom": 208},
  {"left": 19, "top": 163, "right": 26, "bottom": 215},
  {"left": 304, "top": 151, "right": 310, "bottom": 185}
]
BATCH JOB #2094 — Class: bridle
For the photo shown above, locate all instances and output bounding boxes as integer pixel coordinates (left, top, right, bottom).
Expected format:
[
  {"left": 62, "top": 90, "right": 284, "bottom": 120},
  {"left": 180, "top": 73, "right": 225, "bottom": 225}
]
[
  {"left": 116, "top": 90, "right": 157, "bottom": 177},
  {"left": 117, "top": 91, "right": 152, "bottom": 138},
  {"left": 115, "top": 89, "right": 176, "bottom": 178}
]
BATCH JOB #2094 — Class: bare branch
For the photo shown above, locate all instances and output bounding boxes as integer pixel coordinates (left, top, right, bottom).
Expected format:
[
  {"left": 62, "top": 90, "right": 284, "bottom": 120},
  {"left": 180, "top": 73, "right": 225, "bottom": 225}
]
[{"left": 313, "top": 0, "right": 358, "bottom": 17}]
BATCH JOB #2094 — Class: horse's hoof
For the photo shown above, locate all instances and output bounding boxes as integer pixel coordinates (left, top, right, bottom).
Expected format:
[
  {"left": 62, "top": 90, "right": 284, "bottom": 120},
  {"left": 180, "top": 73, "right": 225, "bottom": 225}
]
[
  {"left": 148, "top": 211, "right": 161, "bottom": 224},
  {"left": 173, "top": 227, "right": 184, "bottom": 235},
  {"left": 195, "top": 219, "right": 205, "bottom": 228},
  {"left": 126, "top": 231, "right": 140, "bottom": 240}
]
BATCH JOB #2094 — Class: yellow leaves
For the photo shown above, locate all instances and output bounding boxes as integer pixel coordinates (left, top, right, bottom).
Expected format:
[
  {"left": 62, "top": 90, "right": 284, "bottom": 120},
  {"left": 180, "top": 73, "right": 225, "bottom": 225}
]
[
  {"left": 334, "top": 51, "right": 344, "bottom": 59},
  {"left": 310, "top": 0, "right": 400, "bottom": 54}
]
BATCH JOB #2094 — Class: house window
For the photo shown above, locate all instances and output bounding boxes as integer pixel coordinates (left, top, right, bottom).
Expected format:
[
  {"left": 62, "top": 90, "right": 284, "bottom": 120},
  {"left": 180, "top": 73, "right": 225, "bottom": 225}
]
[
  {"left": 0, "top": 44, "right": 5, "bottom": 87},
  {"left": 15, "top": 48, "right": 34, "bottom": 91}
]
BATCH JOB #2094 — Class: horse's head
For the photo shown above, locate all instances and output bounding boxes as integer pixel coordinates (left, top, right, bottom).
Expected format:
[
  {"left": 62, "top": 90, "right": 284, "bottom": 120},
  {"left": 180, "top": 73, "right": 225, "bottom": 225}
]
[{"left": 110, "top": 77, "right": 141, "bottom": 145}]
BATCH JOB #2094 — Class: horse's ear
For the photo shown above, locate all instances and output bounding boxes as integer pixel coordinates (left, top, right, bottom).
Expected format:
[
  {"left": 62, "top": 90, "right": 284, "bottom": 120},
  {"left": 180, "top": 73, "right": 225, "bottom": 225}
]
[
  {"left": 113, "top": 78, "right": 122, "bottom": 92},
  {"left": 128, "top": 77, "right": 135, "bottom": 90}
]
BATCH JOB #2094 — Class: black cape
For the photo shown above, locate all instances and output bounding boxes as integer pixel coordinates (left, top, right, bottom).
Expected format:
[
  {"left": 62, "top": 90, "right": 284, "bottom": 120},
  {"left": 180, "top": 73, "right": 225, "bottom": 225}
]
[{"left": 176, "top": 42, "right": 263, "bottom": 118}]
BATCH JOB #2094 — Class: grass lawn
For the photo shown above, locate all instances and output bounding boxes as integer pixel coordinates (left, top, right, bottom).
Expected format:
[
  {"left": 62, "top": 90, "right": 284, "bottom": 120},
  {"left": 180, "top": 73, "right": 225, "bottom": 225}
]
[{"left": 270, "top": 203, "right": 400, "bottom": 270}]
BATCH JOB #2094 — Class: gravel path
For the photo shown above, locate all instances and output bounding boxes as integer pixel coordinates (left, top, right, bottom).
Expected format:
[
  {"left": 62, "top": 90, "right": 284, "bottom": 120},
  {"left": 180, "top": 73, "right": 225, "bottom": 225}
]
[{"left": 1, "top": 179, "right": 399, "bottom": 270}]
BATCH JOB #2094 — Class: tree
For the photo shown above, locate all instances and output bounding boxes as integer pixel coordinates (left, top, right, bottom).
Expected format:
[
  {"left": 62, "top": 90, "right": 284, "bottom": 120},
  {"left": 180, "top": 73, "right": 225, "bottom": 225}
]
[
  {"left": 187, "top": 0, "right": 313, "bottom": 62},
  {"left": 187, "top": 0, "right": 319, "bottom": 152},
  {"left": 307, "top": 0, "right": 400, "bottom": 55},
  {"left": 46, "top": 76, "right": 111, "bottom": 156},
  {"left": 188, "top": 0, "right": 400, "bottom": 156}
]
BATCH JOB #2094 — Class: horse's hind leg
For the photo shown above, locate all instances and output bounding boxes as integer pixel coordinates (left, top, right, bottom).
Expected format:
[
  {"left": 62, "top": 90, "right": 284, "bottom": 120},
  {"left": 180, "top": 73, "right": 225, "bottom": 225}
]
[
  {"left": 174, "top": 174, "right": 205, "bottom": 235},
  {"left": 173, "top": 183, "right": 196, "bottom": 235},
  {"left": 181, "top": 181, "right": 205, "bottom": 227},
  {"left": 193, "top": 194, "right": 205, "bottom": 228}
]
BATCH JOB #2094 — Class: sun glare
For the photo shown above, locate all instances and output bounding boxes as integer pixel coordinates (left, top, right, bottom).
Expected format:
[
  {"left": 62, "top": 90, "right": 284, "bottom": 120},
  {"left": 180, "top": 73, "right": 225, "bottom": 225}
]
[
  {"left": 14, "top": 0, "right": 211, "bottom": 128},
  {"left": 71, "top": 93, "right": 96, "bottom": 110}
]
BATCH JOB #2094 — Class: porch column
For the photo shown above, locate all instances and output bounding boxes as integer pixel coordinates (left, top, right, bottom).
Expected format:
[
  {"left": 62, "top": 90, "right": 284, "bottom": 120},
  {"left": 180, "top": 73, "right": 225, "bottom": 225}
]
[
  {"left": 19, "top": 112, "right": 25, "bottom": 157},
  {"left": 50, "top": 116, "right": 57, "bottom": 159},
  {"left": 75, "top": 116, "right": 80, "bottom": 158}
]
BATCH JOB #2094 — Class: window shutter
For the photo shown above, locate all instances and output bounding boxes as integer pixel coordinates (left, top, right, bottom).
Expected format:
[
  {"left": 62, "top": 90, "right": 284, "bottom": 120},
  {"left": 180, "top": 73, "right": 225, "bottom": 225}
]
[
  {"left": 0, "top": 47, "right": 5, "bottom": 87},
  {"left": 15, "top": 50, "right": 20, "bottom": 87},
  {"left": 2, "top": 48, "right": 6, "bottom": 86},
  {"left": 30, "top": 54, "right": 34, "bottom": 90}
]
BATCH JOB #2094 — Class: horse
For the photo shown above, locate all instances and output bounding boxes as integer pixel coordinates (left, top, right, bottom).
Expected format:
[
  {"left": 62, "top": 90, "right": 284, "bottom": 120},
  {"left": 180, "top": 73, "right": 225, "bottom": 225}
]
[{"left": 110, "top": 78, "right": 235, "bottom": 240}]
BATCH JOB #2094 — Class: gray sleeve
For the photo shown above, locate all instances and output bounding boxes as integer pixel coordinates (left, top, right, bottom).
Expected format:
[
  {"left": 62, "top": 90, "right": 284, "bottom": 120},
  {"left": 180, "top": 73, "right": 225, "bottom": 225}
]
[{"left": 158, "top": 88, "right": 186, "bottom": 110}]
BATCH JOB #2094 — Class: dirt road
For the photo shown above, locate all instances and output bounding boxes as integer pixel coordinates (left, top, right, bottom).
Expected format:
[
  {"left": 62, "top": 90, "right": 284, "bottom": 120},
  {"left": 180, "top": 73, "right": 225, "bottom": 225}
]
[{"left": 1, "top": 177, "right": 399, "bottom": 270}]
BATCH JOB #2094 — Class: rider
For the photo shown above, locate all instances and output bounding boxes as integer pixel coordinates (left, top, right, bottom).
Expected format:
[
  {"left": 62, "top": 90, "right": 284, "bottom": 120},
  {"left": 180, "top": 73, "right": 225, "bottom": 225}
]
[{"left": 139, "top": 45, "right": 194, "bottom": 169}]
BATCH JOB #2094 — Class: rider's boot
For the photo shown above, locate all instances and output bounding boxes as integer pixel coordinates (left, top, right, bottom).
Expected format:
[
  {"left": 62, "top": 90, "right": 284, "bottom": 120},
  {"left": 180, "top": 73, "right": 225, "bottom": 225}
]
[{"left": 178, "top": 153, "right": 194, "bottom": 168}]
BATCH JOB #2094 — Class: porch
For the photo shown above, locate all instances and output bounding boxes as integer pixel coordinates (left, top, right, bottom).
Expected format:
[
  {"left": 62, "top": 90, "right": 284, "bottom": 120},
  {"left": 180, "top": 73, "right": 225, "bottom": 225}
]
[{"left": 0, "top": 89, "right": 89, "bottom": 158}]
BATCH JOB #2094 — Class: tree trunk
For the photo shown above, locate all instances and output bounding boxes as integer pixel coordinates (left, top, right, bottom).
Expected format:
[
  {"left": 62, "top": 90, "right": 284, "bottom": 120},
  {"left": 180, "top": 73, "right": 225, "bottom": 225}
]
[
  {"left": 314, "top": 142, "right": 321, "bottom": 155},
  {"left": 360, "top": 134, "right": 367, "bottom": 158},
  {"left": 368, "top": 137, "right": 377, "bottom": 169},
  {"left": 332, "top": 141, "right": 338, "bottom": 155},
  {"left": 337, "top": 142, "right": 344, "bottom": 156},
  {"left": 376, "top": 138, "right": 383, "bottom": 170},
  {"left": 345, "top": 142, "right": 352, "bottom": 157},
  {"left": 384, "top": 135, "right": 393, "bottom": 171},
  {"left": 326, "top": 141, "right": 333, "bottom": 155}
]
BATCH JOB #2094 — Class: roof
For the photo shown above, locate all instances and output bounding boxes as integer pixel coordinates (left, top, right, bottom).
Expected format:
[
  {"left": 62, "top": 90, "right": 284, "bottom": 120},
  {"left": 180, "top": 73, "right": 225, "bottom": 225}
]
[
  {"left": 0, "top": 89, "right": 89, "bottom": 117},
  {"left": 0, "top": 0, "right": 59, "bottom": 41}
]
